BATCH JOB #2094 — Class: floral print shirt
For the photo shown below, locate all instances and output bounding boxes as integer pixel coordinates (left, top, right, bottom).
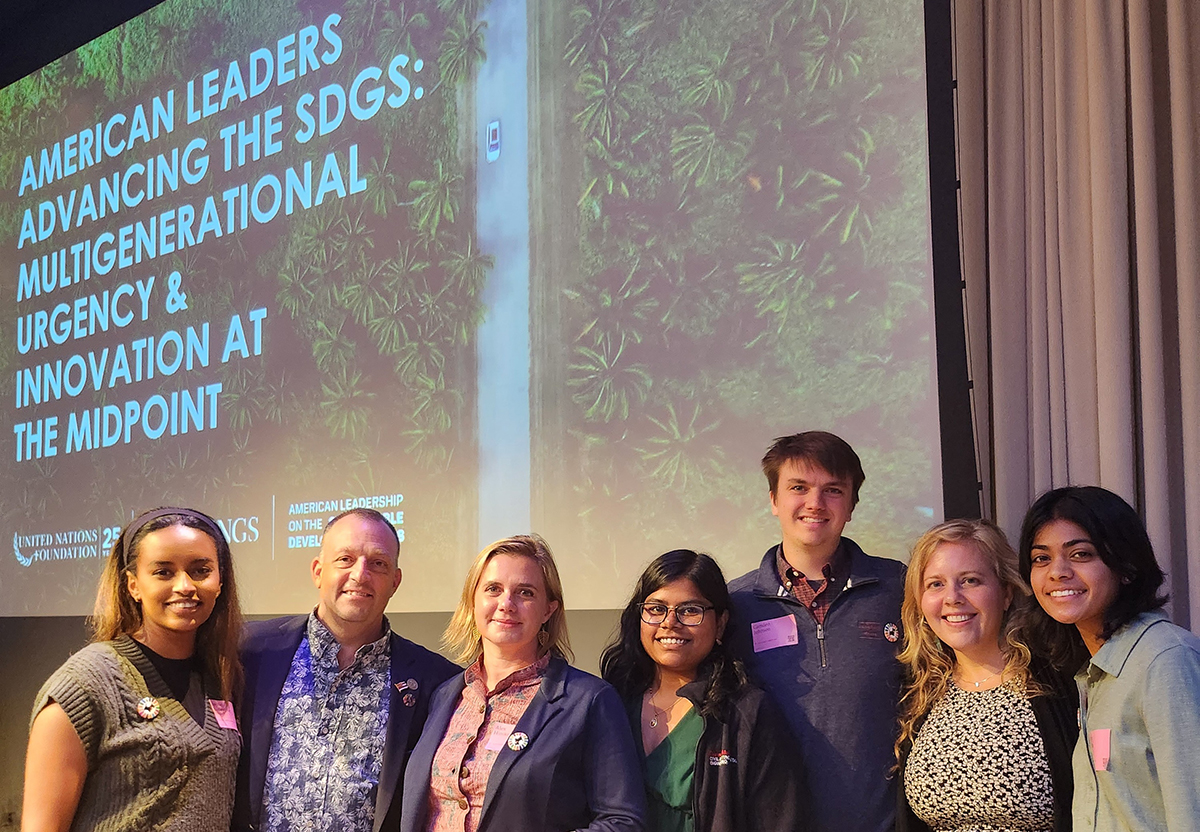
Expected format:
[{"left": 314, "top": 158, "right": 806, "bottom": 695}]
[
  {"left": 425, "top": 653, "right": 550, "bottom": 832},
  {"left": 261, "top": 613, "right": 392, "bottom": 832}
]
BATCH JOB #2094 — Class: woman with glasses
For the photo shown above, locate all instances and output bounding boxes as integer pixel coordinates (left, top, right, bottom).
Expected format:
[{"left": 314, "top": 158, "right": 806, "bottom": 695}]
[{"left": 601, "top": 550, "right": 807, "bottom": 832}]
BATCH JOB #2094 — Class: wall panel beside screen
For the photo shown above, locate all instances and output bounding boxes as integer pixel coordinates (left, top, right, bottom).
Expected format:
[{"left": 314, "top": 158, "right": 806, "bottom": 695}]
[{"left": 0, "top": 0, "right": 950, "bottom": 616}]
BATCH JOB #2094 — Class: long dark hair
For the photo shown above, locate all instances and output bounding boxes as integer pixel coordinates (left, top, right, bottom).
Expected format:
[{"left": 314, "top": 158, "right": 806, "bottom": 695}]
[
  {"left": 92, "top": 507, "right": 244, "bottom": 704},
  {"left": 1018, "top": 486, "right": 1167, "bottom": 670},
  {"left": 600, "top": 549, "right": 746, "bottom": 718}
]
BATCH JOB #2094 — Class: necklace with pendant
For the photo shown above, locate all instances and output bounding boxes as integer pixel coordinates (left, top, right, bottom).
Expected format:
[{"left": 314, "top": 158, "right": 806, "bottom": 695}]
[
  {"left": 646, "top": 690, "right": 670, "bottom": 728},
  {"left": 959, "top": 668, "right": 1002, "bottom": 688}
]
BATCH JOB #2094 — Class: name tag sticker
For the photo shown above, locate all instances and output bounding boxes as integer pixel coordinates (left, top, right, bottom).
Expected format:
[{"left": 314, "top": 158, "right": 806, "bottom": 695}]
[
  {"left": 210, "top": 699, "right": 238, "bottom": 730},
  {"left": 1090, "top": 728, "right": 1111, "bottom": 771},
  {"left": 751, "top": 614, "right": 799, "bottom": 652},
  {"left": 485, "top": 722, "right": 516, "bottom": 752}
]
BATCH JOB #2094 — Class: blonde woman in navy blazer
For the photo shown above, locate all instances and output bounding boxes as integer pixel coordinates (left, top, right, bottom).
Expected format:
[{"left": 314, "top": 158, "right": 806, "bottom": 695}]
[{"left": 400, "top": 535, "right": 645, "bottom": 832}]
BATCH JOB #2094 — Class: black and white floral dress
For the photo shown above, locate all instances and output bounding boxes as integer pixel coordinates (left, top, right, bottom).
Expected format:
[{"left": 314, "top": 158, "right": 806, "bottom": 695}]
[{"left": 904, "top": 679, "right": 1054, "bottom": 832}]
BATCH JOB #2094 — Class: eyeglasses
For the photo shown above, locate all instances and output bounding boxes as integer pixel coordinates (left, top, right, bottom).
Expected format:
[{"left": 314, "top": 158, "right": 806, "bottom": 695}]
[{"left": 639, "top": 603, "right": 714, "bottom": 627}]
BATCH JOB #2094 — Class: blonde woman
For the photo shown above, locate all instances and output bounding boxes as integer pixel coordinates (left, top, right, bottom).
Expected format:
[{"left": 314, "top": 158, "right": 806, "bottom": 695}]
[
  {"left": 400, "top": 535, "right": 645, "bottom": 832},
  {"left": 895, "top": 519, "right": 1076, "bottom": 832}
]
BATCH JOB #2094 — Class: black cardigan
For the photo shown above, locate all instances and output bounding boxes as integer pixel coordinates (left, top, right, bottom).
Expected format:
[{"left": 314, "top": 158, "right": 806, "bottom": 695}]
[
  {"left": 634, "top": 680, "right": 812, "bottom": 832},
  {"left": 895, "top": 661, "right": 1079, "bottom": 832}
]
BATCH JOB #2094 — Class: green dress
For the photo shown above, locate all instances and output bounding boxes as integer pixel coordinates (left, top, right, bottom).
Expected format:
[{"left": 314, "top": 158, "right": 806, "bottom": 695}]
[{"left": 642, "top": 706, "right": 705, "bottom": 832}]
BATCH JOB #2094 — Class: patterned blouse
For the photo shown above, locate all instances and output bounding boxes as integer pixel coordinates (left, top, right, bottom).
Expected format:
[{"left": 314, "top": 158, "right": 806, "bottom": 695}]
[
  {"left": 425, "top": 654, "right": 550, "bottom": 832},
  {"left": 905, "top": 679, "right": 1054, "bottom": 832},
  {"left": 261, "top": 613, "right": 392, "bottom": 832}
]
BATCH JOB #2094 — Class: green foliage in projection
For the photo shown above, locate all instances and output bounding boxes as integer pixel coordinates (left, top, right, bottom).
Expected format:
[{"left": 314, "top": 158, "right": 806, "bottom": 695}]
[
  {"left": 433, "top": 12, "right": 488, "bottom": 94},
  {"left": 0, "top": 0, "right": 494, "bottom": 564},
  {"left": 557, "top": 0, "right": 940, "bottom": 565}
]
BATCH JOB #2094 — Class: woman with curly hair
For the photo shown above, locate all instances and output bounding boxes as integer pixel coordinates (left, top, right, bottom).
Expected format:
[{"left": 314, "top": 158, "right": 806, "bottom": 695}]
[
  {"left": 601, "top": 549, "right": 807, "bottom": 832},
  {"left": 22, "top": 507, "right": 244, "bottom": 832},
  {"left": 896, "top": 519, "right": 1076, "bottom": 832}
]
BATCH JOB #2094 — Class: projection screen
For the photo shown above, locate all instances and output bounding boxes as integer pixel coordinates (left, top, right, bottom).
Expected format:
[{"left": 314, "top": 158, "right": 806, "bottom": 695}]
[{"left": 1, "top": 0, "right": 943, "bottom": 614}]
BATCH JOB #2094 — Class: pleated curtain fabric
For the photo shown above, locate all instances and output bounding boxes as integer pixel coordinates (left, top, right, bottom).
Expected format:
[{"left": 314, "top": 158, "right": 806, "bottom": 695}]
[{"left": 952, "top": 0, "right": 1200, "bottom": 627}]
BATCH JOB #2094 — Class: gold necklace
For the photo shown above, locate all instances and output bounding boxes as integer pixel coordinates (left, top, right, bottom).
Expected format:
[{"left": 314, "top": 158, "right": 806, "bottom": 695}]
[
  {"left": 958, "top": 668, "right": 1002, "bottom": 688},
  {"left": 645, "top": 689, "right": 671, "bottom": 728}
]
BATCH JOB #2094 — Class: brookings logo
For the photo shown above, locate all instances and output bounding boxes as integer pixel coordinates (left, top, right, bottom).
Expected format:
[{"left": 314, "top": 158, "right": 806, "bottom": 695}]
[{"left": 13, "top": 528, "right": 101, "bottom": 567}]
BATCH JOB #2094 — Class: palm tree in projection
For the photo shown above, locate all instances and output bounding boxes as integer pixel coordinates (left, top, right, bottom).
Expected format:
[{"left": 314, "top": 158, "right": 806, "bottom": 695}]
[
  {"left": 564, "top": 0, "right": 631, "bottom": 68},
  {"left": 567, "top": 332, "right": 652, "bottom": 423},
  {"left": 407, "top": 160, "right": 462, "bottom": 242},
  {"left": 439, "top": 233, "right": 494, "bottom": 296},
  {"left": 736, "top": 236, "right": 834, "bottom": 339},
  {"left": 320, "top": 366, "right": 374, "bottom": 442},
  {"left": 431, "top": 11, "right": 487, "bottom": 96},
  {"left": 574, "top": 60, "right": 636, "bottom": 148}
]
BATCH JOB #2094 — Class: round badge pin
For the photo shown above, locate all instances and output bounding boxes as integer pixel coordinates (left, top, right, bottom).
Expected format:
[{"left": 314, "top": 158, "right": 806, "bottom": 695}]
[
  {"left": 406, "top": 677, "right": 419, "bottom": 691},
  {"left": 883, "top": 622, "right": 900, "bottom": 643},
  {"left": 136, "top": 696, "right": 160, "bottom": 720},
  {"left": 506, "top": 731, "right": 529, "bottom": 751},
  {"left": 402, "top": 692, "right": 416, "bottom": 708}
]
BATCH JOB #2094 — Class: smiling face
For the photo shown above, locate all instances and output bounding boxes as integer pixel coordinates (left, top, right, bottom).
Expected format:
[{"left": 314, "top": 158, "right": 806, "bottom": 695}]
[
  {"left": 1029, "top": 518, "right": 1121, "bottom": 653},
  {"left": 126, "top": 524, "right": 222, "bottom": 657},
  {"left": 312, "top": 514, "right": 402, "bottom": 639},
  {"left": 919, "top": 541, "right": 1011, "bottom": 665},
  {"left": 474, "top": 553, "right": 559, "bottom": 663},
  {"left": 770, "top": 458, "right": 855, "bottom": 565},
  {"left": 639, "top": 578, "right": 726, "bottom": 685}
]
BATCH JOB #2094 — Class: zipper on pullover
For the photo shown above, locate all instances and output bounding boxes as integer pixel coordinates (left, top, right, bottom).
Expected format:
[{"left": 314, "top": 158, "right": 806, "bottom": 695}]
[{"left": 815, "top": 621, "right": 827, "bottom": 668}]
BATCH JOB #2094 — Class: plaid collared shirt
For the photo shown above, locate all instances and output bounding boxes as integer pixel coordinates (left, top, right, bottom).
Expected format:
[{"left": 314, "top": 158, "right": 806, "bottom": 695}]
[
  {"left": 775, "top": 542, "right": 849, "bottom": 625},
  {"left": 425, "top": 653, "right": 550, "bottom": 832}
]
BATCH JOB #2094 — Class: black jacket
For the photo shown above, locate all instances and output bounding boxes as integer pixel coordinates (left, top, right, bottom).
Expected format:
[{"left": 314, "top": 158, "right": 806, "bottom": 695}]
[
  {"left": 895, "top": 660, "right": 1078, "bottom": 832},
  {"left": 645, "top": 680, "right": 811, "bottom": 832}
]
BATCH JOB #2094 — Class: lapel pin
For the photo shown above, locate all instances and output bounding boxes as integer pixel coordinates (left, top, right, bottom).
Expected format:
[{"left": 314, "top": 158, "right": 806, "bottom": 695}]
[
  {"left": 136, "top": 696, "right": 160, "bottom": 720},
  {"left": 402, "top": 692, "right": 416, "bottom": 707},
  {"left": 395, "top": 677, "right": 420, "bottom": 693},
  {"left": 506, "top": 731, "right": 529, "bottom": 751}
]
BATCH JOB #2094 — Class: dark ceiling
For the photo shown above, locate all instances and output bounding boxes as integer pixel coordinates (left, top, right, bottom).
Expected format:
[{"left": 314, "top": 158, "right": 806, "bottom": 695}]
[{"left": 0, "top": 0, "right": 164, "bottom": 89}]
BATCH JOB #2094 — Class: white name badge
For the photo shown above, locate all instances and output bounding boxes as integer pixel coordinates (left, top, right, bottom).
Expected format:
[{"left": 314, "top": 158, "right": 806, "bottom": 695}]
[{"left": 485, "top": 722, "right": 517, "bottom": 752}]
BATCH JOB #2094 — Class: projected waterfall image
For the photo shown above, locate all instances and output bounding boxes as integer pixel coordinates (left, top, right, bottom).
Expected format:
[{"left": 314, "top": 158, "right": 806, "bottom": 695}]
[{"left": 0, "top": 0, "right": 941, "bottom": 615}]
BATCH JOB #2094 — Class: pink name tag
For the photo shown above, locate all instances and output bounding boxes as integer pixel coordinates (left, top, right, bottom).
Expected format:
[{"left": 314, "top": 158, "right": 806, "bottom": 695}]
[
  {"left": 751, "top": 614, "right": 799, "bottom": 652},
  {"left": 210, "top": 699, "right": 238, "bottom": 731},
  {"left": 485, "top": 722, "right": 516, "bottom": 752},
  {"left": 1090, "top": 728, "right": 1111, "bottom": 771}
]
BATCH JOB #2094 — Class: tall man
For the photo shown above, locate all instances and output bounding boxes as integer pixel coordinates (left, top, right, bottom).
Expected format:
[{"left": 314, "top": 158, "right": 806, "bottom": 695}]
[
  {"left": 234, "top": 508, "right": 458, "bottom": 832},
  {"left": 727, "top": 432, "right": 905, "bottom": 832}
]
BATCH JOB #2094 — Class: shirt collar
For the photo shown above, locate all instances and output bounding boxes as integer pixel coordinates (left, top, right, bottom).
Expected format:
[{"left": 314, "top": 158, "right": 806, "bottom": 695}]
[
  {"left": 306, "top": 610, "right": 392, "bottom": 667},
  {"left": 1084, "top": 609, "right": 1170, "bottom": 679},
  {"left": 775, "top": 540, "right": 846, "bottom": 585},
  {"left": 464, "top": 652, "right": 550, "bottom": 696}
]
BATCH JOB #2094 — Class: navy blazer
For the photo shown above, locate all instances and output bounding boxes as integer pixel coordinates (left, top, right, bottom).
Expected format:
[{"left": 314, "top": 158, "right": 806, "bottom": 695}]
[
  {"left": 233, "top": 615, "right": 459, "bottom": 832},
  {"left": 400, "top": 656, "right": 646, "bottom": 832}
]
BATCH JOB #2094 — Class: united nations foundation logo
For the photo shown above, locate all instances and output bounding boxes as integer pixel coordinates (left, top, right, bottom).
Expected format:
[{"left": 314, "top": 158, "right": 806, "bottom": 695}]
[
  {"left": 12, "top": 528, "right": 101, "bottom": 567},
  {"left": 13, "top": 533, "right": 33, "bottom": 567}
]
